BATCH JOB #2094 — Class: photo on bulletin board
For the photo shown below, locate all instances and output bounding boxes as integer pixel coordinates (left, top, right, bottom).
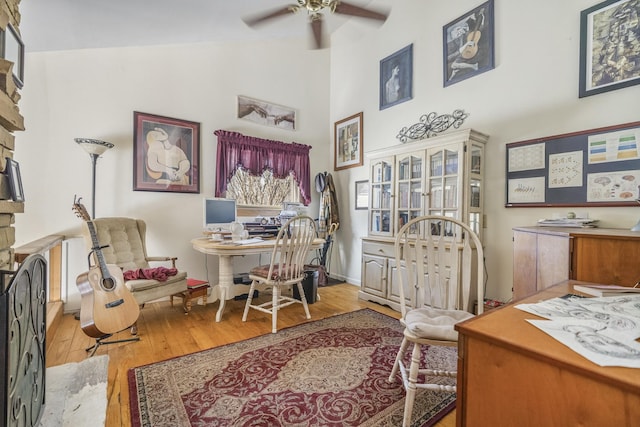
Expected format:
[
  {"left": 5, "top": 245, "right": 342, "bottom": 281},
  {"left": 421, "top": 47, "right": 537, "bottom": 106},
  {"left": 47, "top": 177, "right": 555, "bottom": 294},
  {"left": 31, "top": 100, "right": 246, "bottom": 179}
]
[{"left": 505, "top": 121, "right": 640, "bottom": 207}]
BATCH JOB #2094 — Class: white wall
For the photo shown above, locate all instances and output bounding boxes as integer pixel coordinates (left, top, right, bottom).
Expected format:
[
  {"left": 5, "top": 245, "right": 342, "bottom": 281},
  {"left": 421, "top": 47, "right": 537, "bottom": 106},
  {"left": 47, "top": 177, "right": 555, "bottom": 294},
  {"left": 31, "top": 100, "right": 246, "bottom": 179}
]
[
  {"left": 15, "top": 39, "right": 330, "bottom": 307},
  {"left": 14, "top": 1, "right": 640, "bottom": 306},
  {"left": 329, "top": 0, "right": 639, "bottom": 301}
]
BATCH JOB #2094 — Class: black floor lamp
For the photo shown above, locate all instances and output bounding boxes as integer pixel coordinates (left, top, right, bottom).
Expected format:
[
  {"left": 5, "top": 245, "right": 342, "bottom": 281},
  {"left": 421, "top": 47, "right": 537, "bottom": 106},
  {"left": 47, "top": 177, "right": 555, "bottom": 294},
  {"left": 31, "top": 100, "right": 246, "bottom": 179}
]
[{"left": 75, "top": 138, "right": 114, "bottom": 219}]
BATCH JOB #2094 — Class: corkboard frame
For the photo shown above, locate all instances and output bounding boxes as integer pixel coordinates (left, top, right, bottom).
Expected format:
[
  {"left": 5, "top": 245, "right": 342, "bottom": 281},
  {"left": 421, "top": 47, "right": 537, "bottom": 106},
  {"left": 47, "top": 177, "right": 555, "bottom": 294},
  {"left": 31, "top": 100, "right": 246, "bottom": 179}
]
[{"left": 505, "top": 121, "right": 640, "bottom": 207}]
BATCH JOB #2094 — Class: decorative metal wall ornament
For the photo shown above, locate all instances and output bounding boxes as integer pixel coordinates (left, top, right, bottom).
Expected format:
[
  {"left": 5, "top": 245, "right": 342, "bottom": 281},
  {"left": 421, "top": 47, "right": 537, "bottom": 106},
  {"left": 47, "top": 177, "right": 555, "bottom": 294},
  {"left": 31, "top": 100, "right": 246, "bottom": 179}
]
[{"left": 396, "top": 109, "right": 469, "bottom": 143}]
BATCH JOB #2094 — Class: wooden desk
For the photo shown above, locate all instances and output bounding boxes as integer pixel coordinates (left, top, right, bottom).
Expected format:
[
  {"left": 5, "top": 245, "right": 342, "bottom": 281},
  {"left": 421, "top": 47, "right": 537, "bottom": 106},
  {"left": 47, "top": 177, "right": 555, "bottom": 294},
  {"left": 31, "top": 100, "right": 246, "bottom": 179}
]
[
  {"left": 512, "top": 226, "right": 640, "bottom": 300},
  {"left": 455, "top": 281, "right": 640, "bottom": 427},
  {"left": 191, "top": 237, "right": 324, "bottom": 322}
]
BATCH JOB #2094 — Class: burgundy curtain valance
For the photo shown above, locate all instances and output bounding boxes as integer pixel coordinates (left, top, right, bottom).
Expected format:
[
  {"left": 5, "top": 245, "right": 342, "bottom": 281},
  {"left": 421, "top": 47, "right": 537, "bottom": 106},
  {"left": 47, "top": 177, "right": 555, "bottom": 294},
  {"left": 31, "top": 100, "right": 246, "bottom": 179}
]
[{"left": 214, "top": 130, "right": 312, "bottom": 205}]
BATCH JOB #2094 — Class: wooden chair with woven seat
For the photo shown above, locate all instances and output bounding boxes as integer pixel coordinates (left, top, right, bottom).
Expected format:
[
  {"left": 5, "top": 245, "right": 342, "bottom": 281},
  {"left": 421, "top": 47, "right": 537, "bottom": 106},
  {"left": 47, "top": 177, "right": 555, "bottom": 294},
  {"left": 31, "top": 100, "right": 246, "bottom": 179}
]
[
  {"left": 242, "top": 215, "right": 317, "bottom": 333},
  {"left": 387, "top": 215, "right": 484, "bottom": 427}
]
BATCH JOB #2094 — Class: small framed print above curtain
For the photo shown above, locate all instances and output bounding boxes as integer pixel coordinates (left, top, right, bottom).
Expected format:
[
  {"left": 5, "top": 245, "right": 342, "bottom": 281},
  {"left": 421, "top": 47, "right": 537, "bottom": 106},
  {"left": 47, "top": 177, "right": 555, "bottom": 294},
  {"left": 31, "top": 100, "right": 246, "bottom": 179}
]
[
  {"left": 133, "top": 112, "right": 200, "bottom": 193},
  {"left": 237, "top": 95, "right": 296, "bottom": 130},
  {"left": 334, "top": 112, "right": 363, "bottom": 171},
  {"left": 579, "top": 0, "right": 640, "bottom": 97}
]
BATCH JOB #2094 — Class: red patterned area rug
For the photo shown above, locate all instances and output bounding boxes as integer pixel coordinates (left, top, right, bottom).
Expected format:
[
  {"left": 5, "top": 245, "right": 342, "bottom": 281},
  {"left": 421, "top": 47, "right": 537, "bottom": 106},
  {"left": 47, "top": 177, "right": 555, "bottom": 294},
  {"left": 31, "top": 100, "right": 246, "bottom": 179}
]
[{"left": 128, "top": 309, "right": 456, "bottom": 427}]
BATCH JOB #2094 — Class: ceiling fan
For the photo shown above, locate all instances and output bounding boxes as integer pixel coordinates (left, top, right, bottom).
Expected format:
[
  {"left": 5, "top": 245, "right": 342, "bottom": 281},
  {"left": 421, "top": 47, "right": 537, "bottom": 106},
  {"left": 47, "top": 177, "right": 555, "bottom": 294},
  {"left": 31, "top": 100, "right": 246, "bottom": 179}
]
[{"left": 243, "top": 0, "right": 389, "bottom": 49}]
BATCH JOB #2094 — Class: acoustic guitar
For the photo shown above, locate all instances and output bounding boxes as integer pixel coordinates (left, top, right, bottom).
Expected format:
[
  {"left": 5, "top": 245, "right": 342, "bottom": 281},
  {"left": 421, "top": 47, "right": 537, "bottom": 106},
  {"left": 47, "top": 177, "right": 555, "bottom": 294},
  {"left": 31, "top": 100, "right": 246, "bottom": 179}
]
[
  {"left": 460, "top": 8, "right": 485, "bottom": 60},
  {"left": 72, "top": 199, "right": 140, "bottom": 338}
]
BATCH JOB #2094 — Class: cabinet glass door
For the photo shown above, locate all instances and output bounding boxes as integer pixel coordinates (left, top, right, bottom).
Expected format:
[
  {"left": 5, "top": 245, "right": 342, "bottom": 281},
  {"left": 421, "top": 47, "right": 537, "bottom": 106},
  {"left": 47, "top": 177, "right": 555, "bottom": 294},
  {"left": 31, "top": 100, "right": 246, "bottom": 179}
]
[
  {"left": 468, "top": 143, "right": 484, "bottom": 237},
  {"left": 470, "top": 145, "right": 481, "bottom": 175},
  {"left": 396, "top": 153, "right": 423, "bottom": 231},
  {"left": 370, "top": 158, "right": 393, "bottom": 235},
  {"left": 428, "top": 148, "right": 459, "bottom": 218}
]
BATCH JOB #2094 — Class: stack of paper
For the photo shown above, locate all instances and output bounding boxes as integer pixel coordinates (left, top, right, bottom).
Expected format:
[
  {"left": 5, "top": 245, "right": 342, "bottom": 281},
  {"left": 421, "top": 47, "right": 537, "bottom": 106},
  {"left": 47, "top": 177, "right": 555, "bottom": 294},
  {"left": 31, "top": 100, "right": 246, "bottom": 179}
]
[
  {"left": 537, "top": 218, "right": 599, "bottom": 228},
  {"left": 573, "top": 284, "right": 640, "bottom": 297}
]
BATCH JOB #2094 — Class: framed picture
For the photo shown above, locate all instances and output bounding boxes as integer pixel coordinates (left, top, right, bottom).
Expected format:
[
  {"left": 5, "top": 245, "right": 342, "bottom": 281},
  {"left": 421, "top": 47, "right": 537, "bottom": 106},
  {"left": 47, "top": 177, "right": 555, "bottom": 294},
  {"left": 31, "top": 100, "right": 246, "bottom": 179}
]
[
  {"left": 443, "top": 0, "right": 494, "bottom": 87},
  {"left": 579, "top": 0, "right": 640, "bottom": 98},
  {"left": 334, "top": 112, "right": 363, "bottom": 171},
  {"left": 237, "top": 95, "right": 296, "bottom": 130},
  {"left": 5, "top": 157, "right": 24, "bottom": 202},
  {"left": 0, "top": 23, "right": 24, "bottom": 89},
  {"left": 379, "top": 44, "right": 413, "bottom": 110},
  {"left": 355, "top": 180, "right": 369, "bottom": 210},
  {"left": 133, "top": 112, "right": 200, "bottom": 193}
]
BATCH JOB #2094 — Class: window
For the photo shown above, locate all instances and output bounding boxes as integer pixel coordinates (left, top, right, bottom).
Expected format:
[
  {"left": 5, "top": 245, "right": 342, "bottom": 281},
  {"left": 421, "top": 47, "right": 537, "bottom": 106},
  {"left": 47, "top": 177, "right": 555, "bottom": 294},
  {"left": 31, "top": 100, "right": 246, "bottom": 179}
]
[{"left": 214, "top": 130, "right": 312, "bottom": 206}]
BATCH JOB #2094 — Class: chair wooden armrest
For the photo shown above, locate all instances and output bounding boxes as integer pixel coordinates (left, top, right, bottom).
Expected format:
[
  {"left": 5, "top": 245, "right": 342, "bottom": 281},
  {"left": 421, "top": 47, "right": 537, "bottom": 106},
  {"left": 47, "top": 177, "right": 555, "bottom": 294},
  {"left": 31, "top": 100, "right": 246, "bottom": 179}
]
[{"left": 147, "top": 256, "right": 178, "bottom": 268}]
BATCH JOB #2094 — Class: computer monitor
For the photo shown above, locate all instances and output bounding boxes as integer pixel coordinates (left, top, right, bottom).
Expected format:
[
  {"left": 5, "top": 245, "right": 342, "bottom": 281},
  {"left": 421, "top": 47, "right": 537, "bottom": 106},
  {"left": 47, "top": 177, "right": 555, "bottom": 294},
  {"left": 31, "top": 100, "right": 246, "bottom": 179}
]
[{"left": 203, "top": 198, "right": 236, "bottom": 231}]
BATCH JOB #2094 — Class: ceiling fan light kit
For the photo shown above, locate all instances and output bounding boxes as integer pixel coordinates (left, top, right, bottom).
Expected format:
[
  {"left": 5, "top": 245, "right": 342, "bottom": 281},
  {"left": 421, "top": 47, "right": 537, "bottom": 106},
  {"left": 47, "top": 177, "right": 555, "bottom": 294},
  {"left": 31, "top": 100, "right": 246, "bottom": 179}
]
[
  {"left": 298, "top": 0, "right": 337, "bottom": 13},
  {"left": 244, "top": 0, "right": 389, "bottom": 49}
]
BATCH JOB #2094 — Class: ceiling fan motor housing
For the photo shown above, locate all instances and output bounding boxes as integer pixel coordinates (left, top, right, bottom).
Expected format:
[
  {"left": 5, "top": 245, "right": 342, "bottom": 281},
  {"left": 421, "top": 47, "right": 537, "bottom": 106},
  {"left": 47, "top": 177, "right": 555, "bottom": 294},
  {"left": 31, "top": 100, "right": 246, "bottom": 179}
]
[
  {"left": 298, "top": 0, "right": 339, "bottom": 13},
  {"left": 249, "top": 0, "right": 386, "bottom": 49}
]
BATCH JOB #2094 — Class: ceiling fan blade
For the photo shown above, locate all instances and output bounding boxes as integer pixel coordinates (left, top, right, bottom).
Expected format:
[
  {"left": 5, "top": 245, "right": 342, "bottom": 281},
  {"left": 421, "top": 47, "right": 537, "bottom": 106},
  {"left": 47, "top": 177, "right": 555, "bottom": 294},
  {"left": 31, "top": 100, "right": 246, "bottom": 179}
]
[
  {"left": 334, "top": 1, "right": 388, "bottom": 21},
  {"left": 310, "top": 16, "right": 325, "bottom": 49},
  {"left": 243, "top": 6, "right": 297, "bottom": 27}
]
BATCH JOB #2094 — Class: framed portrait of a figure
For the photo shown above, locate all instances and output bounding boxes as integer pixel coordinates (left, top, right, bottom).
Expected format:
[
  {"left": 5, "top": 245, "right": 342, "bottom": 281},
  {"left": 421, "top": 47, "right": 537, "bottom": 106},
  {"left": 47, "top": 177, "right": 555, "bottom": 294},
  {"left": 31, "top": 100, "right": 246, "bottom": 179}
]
[
  {"left": 579, "top": 0, "right": 640, "bottom": 97},
  {"left": 443, "top": 0, "right": 495, "bottom": 87},
  {"left": 379, "top": 44, "right": 413, "bottom": 110},
  {"left": 133, "top": 111, "right": 200, "bottom": 193},
  {"left": 334, "top": 112, "right": 363, "bottom": 171}
]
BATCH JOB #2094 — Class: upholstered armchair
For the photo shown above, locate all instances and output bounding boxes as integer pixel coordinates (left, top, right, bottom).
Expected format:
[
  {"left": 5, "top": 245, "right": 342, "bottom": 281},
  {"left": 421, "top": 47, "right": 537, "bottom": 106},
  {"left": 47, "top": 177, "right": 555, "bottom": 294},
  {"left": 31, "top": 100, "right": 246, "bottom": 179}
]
[{"left": 81, "top": 217, "right": 189, "bottom": 313}]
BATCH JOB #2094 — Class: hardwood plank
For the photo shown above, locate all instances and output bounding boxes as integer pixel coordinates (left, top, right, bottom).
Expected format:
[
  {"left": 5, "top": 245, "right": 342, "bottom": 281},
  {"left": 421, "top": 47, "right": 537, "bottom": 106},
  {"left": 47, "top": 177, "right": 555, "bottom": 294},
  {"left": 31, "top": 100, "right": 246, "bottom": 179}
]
[{"left": 46, "top": 283, "right": 455, "bottom": 427}]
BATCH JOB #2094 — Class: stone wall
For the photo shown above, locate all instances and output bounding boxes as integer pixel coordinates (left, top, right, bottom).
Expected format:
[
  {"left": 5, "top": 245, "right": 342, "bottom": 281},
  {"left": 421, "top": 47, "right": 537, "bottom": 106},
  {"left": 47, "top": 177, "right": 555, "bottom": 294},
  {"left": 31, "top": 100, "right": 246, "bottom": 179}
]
[{"left": 0, "top": 0, "right": 24, "bottom": 274}]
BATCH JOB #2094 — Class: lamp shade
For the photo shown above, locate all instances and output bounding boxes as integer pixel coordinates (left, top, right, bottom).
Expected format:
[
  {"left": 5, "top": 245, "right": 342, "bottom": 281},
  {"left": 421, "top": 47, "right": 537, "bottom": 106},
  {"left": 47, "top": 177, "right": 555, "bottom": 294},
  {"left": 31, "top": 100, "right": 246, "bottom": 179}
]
[{"left": 75, "top": 138, "right": 114, "bottom": 156}]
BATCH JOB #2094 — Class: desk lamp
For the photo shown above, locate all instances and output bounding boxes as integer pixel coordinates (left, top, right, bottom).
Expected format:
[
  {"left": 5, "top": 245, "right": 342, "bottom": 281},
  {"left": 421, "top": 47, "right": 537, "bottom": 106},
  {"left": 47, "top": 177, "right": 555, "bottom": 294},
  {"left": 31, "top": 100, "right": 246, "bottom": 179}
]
[{"left": 75, "top": 138, "right": 114, "bottom": 219}]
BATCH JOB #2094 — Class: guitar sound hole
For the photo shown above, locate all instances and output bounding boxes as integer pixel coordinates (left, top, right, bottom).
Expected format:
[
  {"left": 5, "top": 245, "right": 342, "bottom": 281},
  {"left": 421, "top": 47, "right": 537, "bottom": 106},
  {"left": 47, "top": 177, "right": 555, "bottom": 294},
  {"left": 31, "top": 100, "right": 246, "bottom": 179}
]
[{"left": 102, "top": 278, "right": 116, "bottom": 291}]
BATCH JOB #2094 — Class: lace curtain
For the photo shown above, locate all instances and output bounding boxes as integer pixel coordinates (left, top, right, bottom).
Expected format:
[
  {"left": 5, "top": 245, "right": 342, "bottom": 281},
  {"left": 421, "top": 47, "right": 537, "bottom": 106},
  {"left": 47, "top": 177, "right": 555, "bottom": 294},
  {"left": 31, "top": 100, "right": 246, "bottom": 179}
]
[
  {"left": 214, "top": 130, "right": 312, "bottom": 205},
  {"left": 226, "top": 168, "right": 299, "bottom": 206}
]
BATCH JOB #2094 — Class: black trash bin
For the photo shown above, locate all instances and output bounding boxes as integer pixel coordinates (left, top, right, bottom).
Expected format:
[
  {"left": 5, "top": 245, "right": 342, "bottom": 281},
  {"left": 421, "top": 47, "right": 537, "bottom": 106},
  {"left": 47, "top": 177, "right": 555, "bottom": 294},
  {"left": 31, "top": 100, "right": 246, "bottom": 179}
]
[{"left": 293, "top": 270, "right": 317, "bottom": 304}]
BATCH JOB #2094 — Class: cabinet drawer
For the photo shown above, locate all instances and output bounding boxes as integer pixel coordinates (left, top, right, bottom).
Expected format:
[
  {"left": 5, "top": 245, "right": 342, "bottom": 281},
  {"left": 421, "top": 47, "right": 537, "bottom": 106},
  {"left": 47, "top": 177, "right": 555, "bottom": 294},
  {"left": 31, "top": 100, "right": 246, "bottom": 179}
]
[{"left": 362, "top": 241, "right": 395, "bottom": 257}]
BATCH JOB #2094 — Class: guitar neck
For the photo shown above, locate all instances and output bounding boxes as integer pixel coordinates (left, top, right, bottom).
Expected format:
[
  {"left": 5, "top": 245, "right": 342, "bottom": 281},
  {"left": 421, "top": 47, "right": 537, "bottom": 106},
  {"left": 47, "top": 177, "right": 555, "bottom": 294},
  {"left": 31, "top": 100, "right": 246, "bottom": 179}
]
[{"left": 86, "top": 221, "right": 112, "bottom": 280}]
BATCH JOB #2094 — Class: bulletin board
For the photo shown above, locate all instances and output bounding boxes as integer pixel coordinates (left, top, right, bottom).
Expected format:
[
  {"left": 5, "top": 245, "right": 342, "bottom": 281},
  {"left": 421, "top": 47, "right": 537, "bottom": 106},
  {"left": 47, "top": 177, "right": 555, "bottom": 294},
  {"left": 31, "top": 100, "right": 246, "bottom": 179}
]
[{"left": 505, "top": 121, "right": 640, "bottom": 207}]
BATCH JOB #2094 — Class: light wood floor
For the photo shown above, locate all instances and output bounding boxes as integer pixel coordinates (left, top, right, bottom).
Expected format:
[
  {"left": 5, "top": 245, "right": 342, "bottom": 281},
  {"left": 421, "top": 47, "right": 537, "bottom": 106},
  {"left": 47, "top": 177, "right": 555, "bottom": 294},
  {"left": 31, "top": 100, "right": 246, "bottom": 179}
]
[{"left": 46, "top": 283, "right": 455, "bottom": 427}]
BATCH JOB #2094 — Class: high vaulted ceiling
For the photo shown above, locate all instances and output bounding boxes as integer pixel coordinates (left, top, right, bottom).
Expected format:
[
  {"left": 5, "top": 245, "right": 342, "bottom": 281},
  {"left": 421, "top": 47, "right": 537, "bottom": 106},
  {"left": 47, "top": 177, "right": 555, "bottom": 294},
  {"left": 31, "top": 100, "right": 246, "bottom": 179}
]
[{"left": 19, "top": 0, "right": 383, "bottom": 52}]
